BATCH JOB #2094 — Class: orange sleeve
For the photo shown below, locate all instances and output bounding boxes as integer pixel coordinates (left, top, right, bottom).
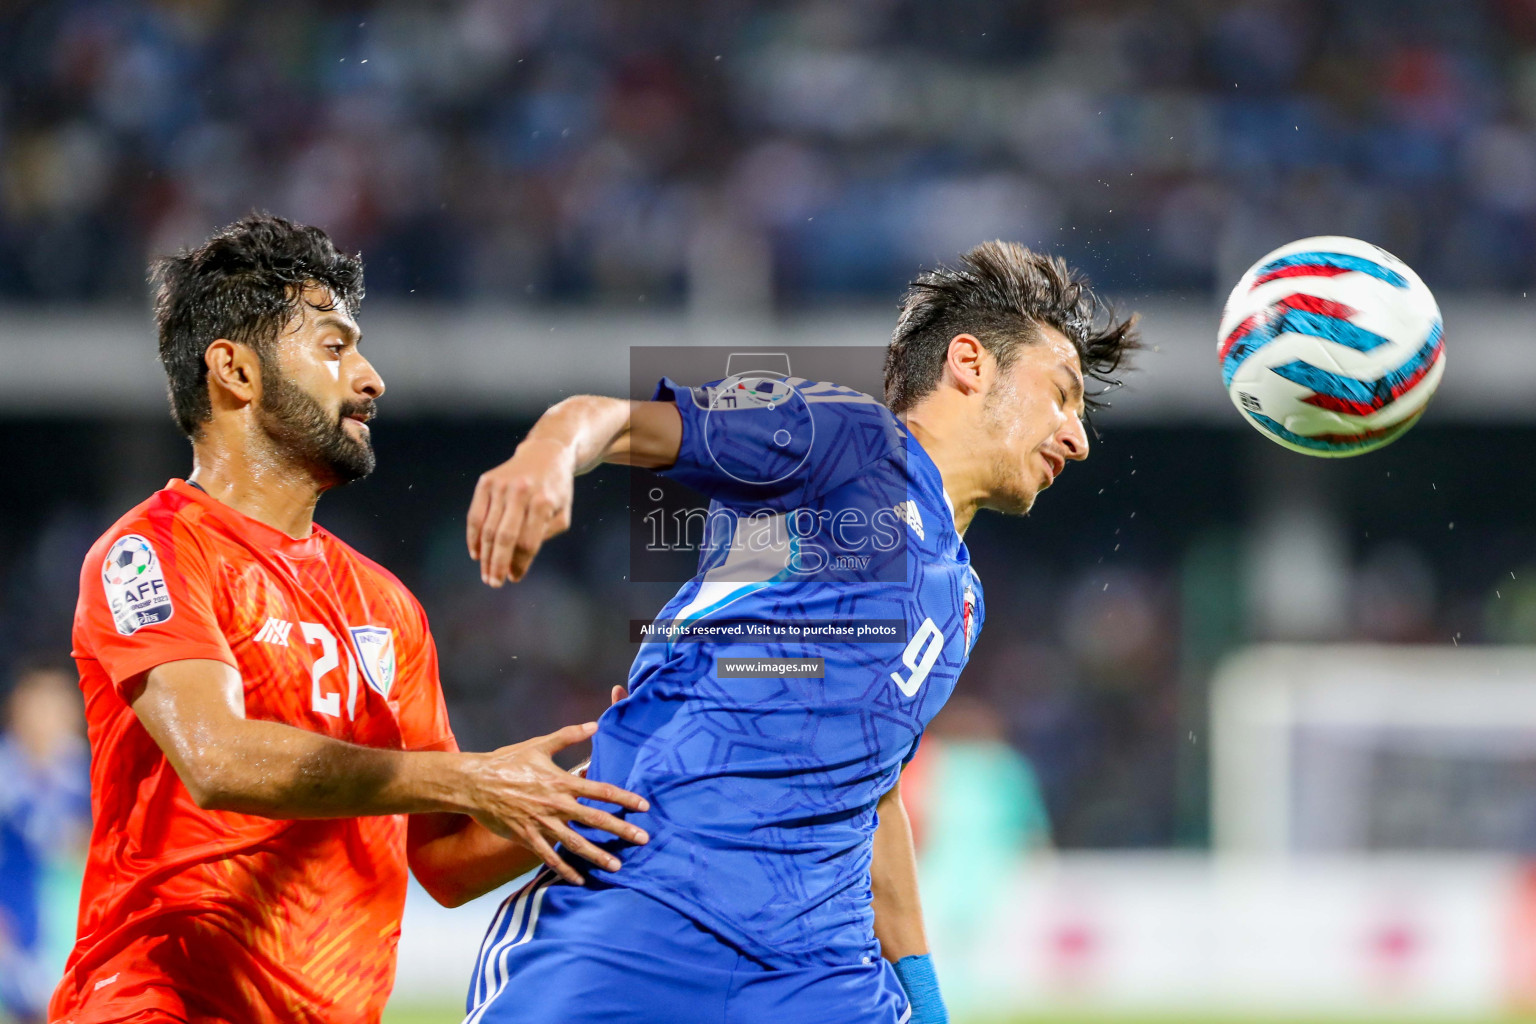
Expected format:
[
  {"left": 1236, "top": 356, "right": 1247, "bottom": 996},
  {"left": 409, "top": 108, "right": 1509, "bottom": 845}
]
[
  {"left": 77, "top": 507, "right": 235, "bottom": 699},
  {"left": 396, "top": 600, "right": 457, "bottom": 753}
]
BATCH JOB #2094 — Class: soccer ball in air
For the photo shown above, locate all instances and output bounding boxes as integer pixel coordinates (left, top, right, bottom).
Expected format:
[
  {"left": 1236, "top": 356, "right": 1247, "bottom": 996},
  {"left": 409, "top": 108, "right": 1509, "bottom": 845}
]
[{"left": 1218, "top": 236, "right": 1444, "bottom": 457}]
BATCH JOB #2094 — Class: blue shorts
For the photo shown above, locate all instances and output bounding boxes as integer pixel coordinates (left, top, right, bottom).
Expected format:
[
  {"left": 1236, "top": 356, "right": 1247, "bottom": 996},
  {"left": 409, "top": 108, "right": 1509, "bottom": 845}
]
[{"left": 463, "top": 870, "right": 910, "bottom": 1024}]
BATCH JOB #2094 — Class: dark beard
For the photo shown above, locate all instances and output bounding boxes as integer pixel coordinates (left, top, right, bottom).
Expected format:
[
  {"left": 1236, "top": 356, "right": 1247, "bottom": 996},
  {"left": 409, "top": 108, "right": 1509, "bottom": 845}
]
[{"left": 258, "top": 367, "right": 376, "bottom": 486}]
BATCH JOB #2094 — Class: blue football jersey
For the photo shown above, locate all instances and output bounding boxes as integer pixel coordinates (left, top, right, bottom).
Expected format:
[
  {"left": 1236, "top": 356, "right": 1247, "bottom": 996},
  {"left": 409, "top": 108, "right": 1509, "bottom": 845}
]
[{"left": 574, "top": 375, "right": 984, "bottom": 968}]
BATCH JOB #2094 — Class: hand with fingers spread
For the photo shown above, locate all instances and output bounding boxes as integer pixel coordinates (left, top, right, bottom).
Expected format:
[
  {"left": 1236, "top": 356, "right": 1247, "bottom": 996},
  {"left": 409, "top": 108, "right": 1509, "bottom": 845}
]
[
  {"left": 465, "top": 721, "right": 650, "bottom": 886},
  {"left": 467, "top": 438, "right": 576, "bottom": 587}
]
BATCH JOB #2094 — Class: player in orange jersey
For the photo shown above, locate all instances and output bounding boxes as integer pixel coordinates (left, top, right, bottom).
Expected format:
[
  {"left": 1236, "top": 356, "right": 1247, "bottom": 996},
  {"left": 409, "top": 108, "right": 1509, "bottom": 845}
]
[{"left": 49, "top": 214, "right": 650, "bottom": 1024}]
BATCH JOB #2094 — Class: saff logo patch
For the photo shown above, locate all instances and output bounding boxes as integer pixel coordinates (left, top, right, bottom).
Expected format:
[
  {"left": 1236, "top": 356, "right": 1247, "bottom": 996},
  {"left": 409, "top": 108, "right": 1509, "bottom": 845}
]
[
  {"left": 350, "top": 626, "right": 397, "bottom": 699},
  {"left": 103, "top": 534, "right": 173, "bottom": 635}
]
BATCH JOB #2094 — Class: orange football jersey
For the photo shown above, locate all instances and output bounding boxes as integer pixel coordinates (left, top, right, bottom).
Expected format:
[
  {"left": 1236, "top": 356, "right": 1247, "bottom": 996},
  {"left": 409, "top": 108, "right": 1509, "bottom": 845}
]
[{"left": 51, "top": 480, "right": 456, "bottom": 1024}]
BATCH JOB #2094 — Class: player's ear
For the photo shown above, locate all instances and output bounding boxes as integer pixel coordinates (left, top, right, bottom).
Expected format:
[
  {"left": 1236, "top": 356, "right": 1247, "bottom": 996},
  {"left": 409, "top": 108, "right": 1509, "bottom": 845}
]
[
  {"left": 943, "top": 334, "right": 986, "bottom": 397},
  {"left": 205, "top": 339, "right": 260, "bottom": 407}
]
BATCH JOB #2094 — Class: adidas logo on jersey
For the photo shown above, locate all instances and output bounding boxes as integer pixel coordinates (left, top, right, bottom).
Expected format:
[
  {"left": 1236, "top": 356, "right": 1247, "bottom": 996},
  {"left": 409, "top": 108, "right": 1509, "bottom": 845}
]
[
  {"left": 894, "top": 501, "right": 924, "bottom": 540},
  {"left": 254, "top": 617, "right": 294, "bottom": 646}
]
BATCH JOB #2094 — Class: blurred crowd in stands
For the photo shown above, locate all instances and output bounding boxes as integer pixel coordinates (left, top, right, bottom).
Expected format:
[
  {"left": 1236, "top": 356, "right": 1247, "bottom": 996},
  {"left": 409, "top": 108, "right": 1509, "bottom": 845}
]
[{"left": 4, "top": 0, "right": 1536, "bottom": 304}]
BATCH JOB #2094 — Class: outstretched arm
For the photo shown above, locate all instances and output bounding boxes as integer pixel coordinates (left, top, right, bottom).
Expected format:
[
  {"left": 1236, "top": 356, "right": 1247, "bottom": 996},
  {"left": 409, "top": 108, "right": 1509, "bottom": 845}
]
[
  {"left": 130, "top": 660, "right": 649, "bottom": 889},
  {"left": 872, "top": 775, "right": 949, "bottom": 1023},
  {"left": 467, "top": 396, "right": 682, "bottom": 585}
]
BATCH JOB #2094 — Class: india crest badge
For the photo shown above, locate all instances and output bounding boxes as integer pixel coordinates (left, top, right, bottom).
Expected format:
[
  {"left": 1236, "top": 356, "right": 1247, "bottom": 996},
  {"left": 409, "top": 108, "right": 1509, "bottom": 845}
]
[{"left": 350, "top": 626, "right": 397, "bottom": 699}]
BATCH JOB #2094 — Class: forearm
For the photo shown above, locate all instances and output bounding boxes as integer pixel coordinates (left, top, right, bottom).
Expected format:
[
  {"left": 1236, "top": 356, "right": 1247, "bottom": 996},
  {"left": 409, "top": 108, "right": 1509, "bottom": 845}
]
[
  {"left": 134, "top": 660, "right": 648, "bottom": 887},
  {"left": 469, "top": 396, "right": 679, "bottom": 583},
  {"left": 174, "top": 715, "right": 475, "bottom": 819},
  {"left": 871, "top": 785, "right": 929, "bottom": 962},
  {"left": 409, "top": 813, "right": 544, "bottom": 907},
  {"left": 523, "top": 395, "right": 673, "bottom": 472}
]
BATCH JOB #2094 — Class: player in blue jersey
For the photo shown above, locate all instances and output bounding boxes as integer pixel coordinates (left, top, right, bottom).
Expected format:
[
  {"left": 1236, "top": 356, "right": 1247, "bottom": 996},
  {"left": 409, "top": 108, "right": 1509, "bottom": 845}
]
[
  {"left": 459, "top": 241, "right": 1138, "bottom": 1023},
  {"left": 0, "top": 664, "right": 89, "bottom": 1024}
]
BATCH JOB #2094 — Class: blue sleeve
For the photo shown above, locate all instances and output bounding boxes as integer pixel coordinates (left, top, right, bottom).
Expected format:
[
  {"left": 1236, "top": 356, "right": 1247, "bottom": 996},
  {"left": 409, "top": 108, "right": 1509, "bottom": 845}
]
[{"left": 653, "top": 376, "right": 904, "bottom": 511}]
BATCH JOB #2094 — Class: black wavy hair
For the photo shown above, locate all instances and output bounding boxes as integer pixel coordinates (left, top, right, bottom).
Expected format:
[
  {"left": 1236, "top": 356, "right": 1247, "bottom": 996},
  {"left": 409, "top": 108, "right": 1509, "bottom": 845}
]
[
  {"left": 151, "top": 213, "right": 364, "bottom": 438},
  {"left": 884, "top": 240, "right": 1139, "bottom": 414}
]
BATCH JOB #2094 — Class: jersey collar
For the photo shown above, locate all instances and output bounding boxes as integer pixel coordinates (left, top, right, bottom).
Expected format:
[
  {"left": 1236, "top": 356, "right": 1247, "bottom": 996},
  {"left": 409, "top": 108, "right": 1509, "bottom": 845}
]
[{"left": 167, "top": 479, "right": 328, "bottom": 559}]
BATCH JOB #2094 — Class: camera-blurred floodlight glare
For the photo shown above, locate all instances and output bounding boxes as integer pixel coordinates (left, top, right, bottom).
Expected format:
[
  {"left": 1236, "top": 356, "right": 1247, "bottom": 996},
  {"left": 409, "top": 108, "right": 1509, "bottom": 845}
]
[{"left": 1217, "top": 235, "right": 1445, "bottom": 457}]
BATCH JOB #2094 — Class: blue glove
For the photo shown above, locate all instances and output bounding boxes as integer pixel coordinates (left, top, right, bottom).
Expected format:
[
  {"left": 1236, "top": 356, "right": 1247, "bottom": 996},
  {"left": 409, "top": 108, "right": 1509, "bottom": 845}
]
[{"left": 892, "top": 953, "right": 948, "bottom": 1024}]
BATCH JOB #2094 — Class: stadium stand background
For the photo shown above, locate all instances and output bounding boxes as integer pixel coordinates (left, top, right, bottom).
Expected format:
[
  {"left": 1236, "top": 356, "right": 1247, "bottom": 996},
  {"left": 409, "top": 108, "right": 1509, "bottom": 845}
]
[
  {"left": 3, "top": 0, "right": 1536, "bottom": 305},
  {"left": 7, "top": 2, "right": 1536, "bottom": 1018}
]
